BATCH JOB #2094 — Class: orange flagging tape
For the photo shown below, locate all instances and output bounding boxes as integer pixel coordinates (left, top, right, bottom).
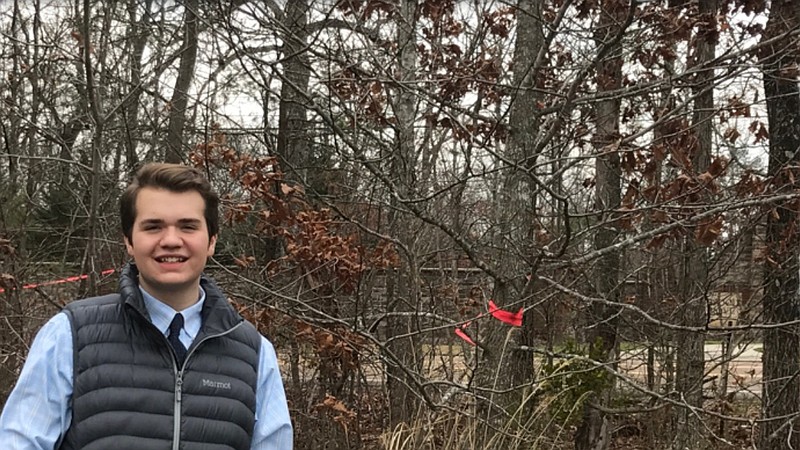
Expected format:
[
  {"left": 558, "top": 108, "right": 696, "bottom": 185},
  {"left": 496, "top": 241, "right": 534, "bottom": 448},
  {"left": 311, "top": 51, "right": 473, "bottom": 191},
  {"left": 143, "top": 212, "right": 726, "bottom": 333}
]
[{"left": 0, "top": 268, "right": 116, "bottom": 293}]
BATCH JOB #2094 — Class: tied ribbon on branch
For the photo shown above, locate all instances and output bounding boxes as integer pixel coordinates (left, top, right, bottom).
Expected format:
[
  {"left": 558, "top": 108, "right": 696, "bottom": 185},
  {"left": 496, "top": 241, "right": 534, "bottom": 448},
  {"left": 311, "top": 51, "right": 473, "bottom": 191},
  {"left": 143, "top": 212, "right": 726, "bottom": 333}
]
[
  {"left": 454, "top": 321, "right": 476, "bottom": 346},
  {"left": 488, "top": 300, "right": 523, "bottom": 327},
  {"left": 454, "top": 300, "right": 524, "bottom": 346}
]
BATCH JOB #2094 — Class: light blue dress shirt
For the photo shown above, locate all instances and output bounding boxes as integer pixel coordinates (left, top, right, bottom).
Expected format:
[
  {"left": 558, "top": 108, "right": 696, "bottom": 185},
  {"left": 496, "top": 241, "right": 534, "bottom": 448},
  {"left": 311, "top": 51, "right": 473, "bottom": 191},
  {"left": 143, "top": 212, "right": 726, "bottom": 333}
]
[{"left": 0, "top": 287, "right": 293, "bottom": 449}]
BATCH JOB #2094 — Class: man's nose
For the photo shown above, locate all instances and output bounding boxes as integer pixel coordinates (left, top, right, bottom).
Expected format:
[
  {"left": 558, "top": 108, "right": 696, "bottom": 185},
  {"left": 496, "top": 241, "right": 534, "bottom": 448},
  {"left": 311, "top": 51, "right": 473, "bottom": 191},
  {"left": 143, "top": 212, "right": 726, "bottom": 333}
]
[{"left": 160, "top": 227, "right": 182, "bottom": 246}]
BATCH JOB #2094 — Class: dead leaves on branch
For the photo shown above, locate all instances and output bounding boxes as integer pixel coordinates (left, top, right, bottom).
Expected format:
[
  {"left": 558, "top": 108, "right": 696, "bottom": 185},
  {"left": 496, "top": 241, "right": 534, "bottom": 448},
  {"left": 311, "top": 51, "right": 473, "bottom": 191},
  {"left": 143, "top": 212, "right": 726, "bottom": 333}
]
[
  {"left": 0, "top": 273, "right": 17, "bottom": 292},
  {"left": 327, "top": 2, "right": 514, "bottom": 144},
  {"left": 195, "top": 129, "right": 385, "bottom": 434},
  {"left": 749, "top": 120, "right": 769, "bottom": 143},
  {"left": 237, "top": 302, "right": 366, "bottom": 382},
  {"left": 316, "top": 394, "right": 357, "bottom": 433},
  {"left": 279, "top": 210, "right": 399, "bottom": 293},
  {"left": 610, "top": 147, "right": 730, "bottom": 248},
  {"left": 302, "top": 322, "right": 363, "bottom": 434},
  {"left": 483, "top": 6, "right": 515, "bottom": 38},
  {"left": 694, "top": 215, "right": 726, "bottom": 246},
  {"left": 576, "top": 121, "right": 757, "bottom": 250},
  {"left": 334, "top": 0, "right": 395, "bottom": 19},
  {"left": 236, "top": 302, "right": 361, "bottom": 434},
  {"left": 296, "top": 322, "right": 367, "bottom": 379},
  {"left": 191, "top": 132, "right": 399, "bottom": 296},
  {"left": 632, "top": 143, "right": 800, "bottom": 252}
]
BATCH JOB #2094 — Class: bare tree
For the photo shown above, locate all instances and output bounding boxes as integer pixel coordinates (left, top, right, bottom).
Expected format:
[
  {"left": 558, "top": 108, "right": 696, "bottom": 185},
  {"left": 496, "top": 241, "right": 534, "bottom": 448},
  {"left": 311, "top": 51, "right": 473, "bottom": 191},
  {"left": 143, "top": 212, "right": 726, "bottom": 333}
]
[
  {"left": 165, "top": 0, "right": 199, "bottom": 163},
  {"left": 672, "top": 0, "right": 717, "bottom": 447},
  {"left": 759, "top": 0, "right": 800, "bottom": 448},
  {"left": 276, "top": 0, "right": 311, "bottom": 185},
  {"left": 575, "top": 1, "right": 627, "bottom": 448},
  {"left": 120, "top": 0, "right": 155, "bottom": 172},
  {"left": 384, "top": 0, "right": 423, "bottom": 427}
]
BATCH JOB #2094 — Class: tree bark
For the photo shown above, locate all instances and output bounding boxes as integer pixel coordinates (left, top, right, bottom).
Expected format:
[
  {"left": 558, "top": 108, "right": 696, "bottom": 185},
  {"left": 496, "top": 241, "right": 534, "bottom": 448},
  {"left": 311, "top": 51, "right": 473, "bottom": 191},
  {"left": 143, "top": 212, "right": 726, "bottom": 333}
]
[
  {"left": 575, "top": 1, "right": 624, "bottom": 448},
  {"left": 506, "top": 0, "right": 545, "bottom": 392},
  {"left": 78, "top": 0, "right": 104, "bottom": 298},
  {"left": 759, "top": 1, "right": 800, "bottom": 448},
  {"left": 672, "top": 1, "right": 716, "bottom": 447},
  {"left": 386, "top": 0, "right": 421, "bottom": 427},
  {"left": 165, "top": 0, "right": 199, "bottom": 163},
  {"left": 121, "top": 0, "right": 153, "bottom": 170},
  {"left": 476, "top": 0, "right": 545, "bottom": 423},
  {"left": 277, "top": 0, "right": 311, "bottom": 185}
]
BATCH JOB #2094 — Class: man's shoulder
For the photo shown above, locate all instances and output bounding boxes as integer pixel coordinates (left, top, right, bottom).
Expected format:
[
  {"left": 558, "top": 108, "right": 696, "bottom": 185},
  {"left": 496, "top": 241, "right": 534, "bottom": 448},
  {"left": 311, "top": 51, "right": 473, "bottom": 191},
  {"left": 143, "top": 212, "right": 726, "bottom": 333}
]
[
  {"left": 63, "top": 293, "right": 123, "bottom": 314},
  {"left": 234, "top": 317, "right": 264, "bottom": 350},
  {"left": 243, "top": 318, "right": 267, "bottom": 341}
]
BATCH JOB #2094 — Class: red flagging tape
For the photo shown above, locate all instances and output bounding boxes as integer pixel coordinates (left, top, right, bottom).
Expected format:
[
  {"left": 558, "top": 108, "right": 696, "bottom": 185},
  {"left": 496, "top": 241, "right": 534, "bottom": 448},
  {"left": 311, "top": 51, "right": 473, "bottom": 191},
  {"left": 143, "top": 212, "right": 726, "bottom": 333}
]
[
  {"left": 454, "top": 299, "right": 525, "bottom": 346},
  {"left": 488, "top": 300, "right": 523, "bottom": 327},
  {"left": 454, "top": 321, "right": 476, "bottom": 346},
  {"left": 0, "top": 268, "right": 116, "bottom": 293}
]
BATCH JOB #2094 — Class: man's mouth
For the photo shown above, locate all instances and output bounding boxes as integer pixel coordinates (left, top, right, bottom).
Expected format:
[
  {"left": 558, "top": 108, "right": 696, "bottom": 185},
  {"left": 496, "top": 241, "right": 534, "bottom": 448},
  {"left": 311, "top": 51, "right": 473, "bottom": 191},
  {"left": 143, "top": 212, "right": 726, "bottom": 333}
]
[{"left": 156, "top": 256, "right": 188, "bottom": 263}]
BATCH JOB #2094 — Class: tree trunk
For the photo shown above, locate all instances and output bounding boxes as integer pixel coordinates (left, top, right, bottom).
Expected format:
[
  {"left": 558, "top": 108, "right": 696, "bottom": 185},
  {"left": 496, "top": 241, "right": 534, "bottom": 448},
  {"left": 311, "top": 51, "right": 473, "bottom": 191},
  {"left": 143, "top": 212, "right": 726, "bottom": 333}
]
[
  {"left": 385, "top": 0, "right": 421, "bottom": 427},
  {"left": 507, "top": 0, "right": 545, "bottom": 393},
  {"left": 121, "top": 0, "right": 153, "bottom": 170},
  {"left": 476, "top": 0, "right": 545, "bottom": 420},
  {"left": 759, "top": 1, "right": 800, "bottom": 448},
  {"left": 475, "top": 0, "right": 544, "bottom": 412},
  {"left": 575, "top": 1, "right": 623, "bottom": 448},
  {"left": 165, "top": 0, "right": 199, "bottom": 163},
  {"left": 672, "top": 1, "right": 716, "bottom": 448},
  {"left": 277, "top": 0, "right": 311, "bottom": 185},
  {"left": 78, "top": 0, "right": 104, "bottom": 298}
]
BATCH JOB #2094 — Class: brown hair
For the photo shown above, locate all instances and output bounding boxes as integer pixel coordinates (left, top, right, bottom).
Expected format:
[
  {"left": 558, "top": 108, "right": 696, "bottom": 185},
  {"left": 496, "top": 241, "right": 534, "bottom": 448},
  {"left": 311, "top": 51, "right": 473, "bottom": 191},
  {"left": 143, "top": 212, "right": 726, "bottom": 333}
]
[{"left": 120, "top": 163, "right": 219, "bottom": 242}]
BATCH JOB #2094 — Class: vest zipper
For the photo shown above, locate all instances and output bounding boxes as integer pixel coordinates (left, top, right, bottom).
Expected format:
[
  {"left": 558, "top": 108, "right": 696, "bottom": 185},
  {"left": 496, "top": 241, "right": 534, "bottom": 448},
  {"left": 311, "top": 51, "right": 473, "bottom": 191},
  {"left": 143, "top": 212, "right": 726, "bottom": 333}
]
[
  {"left": 171, "top": 321, "right": 246, "bottom": 449},
  {"left": 173, "top": 376, "right": 182, "bottom": 450}
]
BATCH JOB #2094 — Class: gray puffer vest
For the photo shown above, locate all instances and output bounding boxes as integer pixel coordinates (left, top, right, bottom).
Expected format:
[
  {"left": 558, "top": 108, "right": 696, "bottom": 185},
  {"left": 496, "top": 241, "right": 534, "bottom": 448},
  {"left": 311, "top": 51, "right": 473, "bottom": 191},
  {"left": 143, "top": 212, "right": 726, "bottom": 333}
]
[{"left": 58, "top": 263, "right": 261, "bottom": 450}]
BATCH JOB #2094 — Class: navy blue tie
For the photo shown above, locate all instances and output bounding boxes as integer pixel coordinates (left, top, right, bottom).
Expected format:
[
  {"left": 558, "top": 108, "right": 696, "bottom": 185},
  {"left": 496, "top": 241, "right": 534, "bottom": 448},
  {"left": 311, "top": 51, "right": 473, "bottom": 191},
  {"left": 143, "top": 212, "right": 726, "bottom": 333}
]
[{"left": 168, "top": 313, "right": 187, "bottom": 365}]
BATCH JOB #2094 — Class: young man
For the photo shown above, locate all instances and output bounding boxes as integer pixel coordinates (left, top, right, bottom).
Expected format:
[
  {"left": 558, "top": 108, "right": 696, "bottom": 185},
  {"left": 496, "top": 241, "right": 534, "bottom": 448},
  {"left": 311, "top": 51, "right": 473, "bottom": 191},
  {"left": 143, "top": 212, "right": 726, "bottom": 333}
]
[{"left": 0, "top": 163, "right": 293, "bottom": 449}]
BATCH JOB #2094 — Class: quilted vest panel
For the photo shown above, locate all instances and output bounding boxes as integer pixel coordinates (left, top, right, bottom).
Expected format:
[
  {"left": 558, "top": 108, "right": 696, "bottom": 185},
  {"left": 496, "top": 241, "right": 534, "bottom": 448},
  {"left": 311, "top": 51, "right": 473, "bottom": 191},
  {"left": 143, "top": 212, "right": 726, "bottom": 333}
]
[{"left": 58, "top": 290, "right": 260, "bottom": 450}]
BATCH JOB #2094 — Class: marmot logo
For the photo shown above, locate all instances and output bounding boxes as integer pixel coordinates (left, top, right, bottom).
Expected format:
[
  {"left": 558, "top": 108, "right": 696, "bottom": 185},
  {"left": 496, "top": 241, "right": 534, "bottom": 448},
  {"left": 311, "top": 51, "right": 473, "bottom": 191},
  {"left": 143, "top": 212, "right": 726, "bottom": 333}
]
[{"left": 202, "top": 378, "right": 232, "bottom": 390}]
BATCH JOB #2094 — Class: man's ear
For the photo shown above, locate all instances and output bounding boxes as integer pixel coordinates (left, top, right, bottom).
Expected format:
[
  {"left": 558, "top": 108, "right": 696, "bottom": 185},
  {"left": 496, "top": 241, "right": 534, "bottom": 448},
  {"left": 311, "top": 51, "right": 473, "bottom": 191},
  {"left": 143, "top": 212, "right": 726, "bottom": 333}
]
[
  {"left": 207, "top": 235, "right": 217, "bottom": 257},
  {"left": 124, "top": 236, "right": 134, "bottom": 256}
]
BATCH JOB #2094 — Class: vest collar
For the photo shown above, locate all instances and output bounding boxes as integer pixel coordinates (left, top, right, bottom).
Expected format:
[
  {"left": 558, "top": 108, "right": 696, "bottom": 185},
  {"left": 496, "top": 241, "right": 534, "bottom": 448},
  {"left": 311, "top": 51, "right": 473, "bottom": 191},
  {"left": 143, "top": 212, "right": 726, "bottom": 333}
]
[{"left": 119, "top": 262, "right": 243, "bottom": 335}]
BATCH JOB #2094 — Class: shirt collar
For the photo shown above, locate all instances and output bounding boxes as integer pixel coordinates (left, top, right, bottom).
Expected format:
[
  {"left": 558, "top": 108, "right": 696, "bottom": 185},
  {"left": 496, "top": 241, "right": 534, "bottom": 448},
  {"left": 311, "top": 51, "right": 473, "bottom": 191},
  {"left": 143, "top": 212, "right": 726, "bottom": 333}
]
[{"left": 139, "top": 287, "right": 205, "bottom": 341}]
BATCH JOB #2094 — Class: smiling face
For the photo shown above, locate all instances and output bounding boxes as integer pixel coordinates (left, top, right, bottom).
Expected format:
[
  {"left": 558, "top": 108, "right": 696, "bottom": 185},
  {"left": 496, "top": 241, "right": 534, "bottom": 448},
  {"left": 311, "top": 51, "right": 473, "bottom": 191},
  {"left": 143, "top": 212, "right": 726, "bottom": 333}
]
[{"left": 125, "top": 187, "right": 217, "bottom": 310}]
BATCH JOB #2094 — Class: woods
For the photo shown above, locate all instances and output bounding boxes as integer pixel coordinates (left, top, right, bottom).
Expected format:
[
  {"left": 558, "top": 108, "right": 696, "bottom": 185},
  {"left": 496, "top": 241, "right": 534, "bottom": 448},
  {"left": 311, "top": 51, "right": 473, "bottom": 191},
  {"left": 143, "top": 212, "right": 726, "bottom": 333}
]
[{"left": 1, "top": 0, "right": 800, "bottom": 448}]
